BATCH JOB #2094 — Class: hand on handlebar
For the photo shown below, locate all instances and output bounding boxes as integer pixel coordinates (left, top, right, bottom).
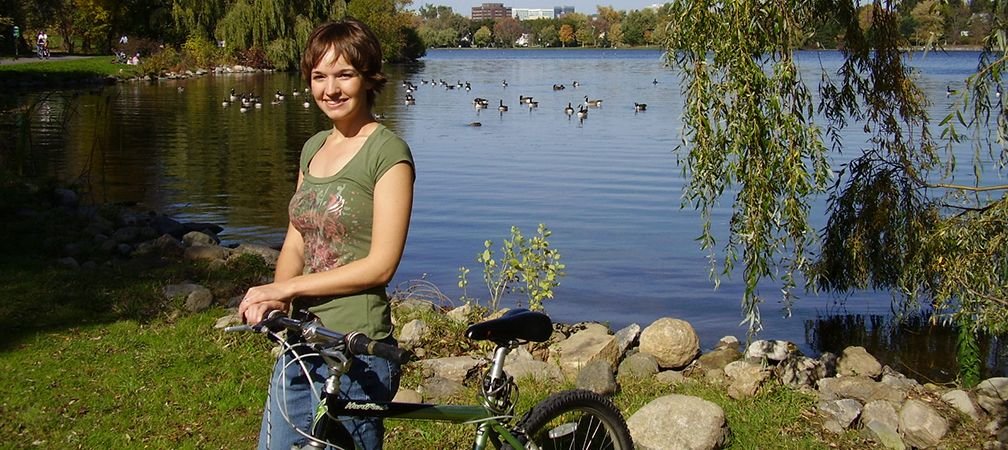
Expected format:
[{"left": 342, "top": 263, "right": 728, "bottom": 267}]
[{"left": 237, "top": 283, "right": 291, "bottom": 324}]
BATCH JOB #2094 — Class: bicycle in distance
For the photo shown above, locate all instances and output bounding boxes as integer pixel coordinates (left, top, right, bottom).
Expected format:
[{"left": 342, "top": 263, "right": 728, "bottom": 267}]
[{"left": 228, "top": 308, "right": 634, "bottom": 450}]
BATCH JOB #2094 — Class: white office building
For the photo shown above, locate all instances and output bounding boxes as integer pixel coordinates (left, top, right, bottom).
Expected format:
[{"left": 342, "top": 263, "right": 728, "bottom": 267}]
[{"left": 513, "top": 8, "right": 554, "bottom": 20}]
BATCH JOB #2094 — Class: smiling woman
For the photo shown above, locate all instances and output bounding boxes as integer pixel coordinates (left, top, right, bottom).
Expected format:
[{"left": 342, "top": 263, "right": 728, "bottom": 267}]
[{"left": 236, "top": 19, "right": 416, "bottom": 450}]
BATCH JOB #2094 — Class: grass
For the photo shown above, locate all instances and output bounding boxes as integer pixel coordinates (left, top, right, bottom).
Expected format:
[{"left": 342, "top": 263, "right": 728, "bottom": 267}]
[
  {"left": 0, "top": 181, "right": 986, "bottom": 449},
  {"left": 0, "top": 56, "right": 142, "bottom": 84}
]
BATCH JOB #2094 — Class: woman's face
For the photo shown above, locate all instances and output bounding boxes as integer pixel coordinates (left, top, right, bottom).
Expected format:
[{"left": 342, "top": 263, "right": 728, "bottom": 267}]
[{"left": 310, "top": 48, "right": 371, "bottom": 124}]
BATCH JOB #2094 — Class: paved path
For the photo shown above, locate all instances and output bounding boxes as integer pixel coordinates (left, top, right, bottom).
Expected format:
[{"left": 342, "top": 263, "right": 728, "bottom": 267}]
[{"left": 0, "top": 55, "right": 94, "bottom": 65}]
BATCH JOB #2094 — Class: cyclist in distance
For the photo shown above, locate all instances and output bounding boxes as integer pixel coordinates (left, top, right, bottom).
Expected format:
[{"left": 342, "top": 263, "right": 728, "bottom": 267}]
[{"left": 237, "top": 18, "right": 415, "bottom": 450}]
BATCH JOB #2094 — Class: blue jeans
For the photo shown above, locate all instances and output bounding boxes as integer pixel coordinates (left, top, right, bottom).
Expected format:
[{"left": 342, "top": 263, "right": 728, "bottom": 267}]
[{"left": 257, "top": 339, "right": 401, "bottom": 450}]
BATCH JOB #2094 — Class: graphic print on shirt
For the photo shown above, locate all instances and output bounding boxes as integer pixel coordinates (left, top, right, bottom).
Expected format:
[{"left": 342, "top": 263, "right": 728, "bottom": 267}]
[{"left": 290, "top": 183, "right": 351, "bottom": 272}]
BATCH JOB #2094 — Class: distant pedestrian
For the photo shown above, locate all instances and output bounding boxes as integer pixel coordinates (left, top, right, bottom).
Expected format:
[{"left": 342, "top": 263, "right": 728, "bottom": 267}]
[{"left": 119, "top": 34, "right": 128, "bottom": 46}]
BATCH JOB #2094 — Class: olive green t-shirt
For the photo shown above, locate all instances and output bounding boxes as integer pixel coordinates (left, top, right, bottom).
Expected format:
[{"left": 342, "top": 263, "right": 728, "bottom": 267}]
[{"left": 289, "top": 124, "right": 413, "bottom": 340}]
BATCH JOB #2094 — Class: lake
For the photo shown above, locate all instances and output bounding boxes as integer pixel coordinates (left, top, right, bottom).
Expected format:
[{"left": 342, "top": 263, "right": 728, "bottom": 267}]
[{"left": 5, "top": 48, "right": 1005, "bottom": 381}]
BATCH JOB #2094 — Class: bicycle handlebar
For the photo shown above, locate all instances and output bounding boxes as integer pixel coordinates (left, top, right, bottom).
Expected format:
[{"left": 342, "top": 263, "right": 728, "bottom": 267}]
[{"left": 225, "top": 311, "right": 411, "bottom": 364}]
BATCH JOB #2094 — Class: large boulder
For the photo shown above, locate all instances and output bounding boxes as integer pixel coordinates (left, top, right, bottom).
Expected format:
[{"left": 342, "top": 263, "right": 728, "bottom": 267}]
[
  {"left": 548, "top": 324, "right": 618, "bottom": 376},
  {"left": 626, "top": 394, "right": 728, "bottom": 450},
  {"left": 638, "top": 317, "right": 700, "bottom": 369},
  {"left": 837, "top": 346, "right": 883, "bottom": 379}
]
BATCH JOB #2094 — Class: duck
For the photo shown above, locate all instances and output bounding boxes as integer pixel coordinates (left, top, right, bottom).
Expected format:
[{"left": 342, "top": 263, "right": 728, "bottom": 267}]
[
  {"left": 275, "top": 90, "right": 285, "bottom": 101},
  {"left": 302, "top": 100, "right": 311, "bottom": 108},
  {"left": 222, "top": 97, "right": 231, "bottom": 107},
  {"left": 239, "top": 105, "right": 250, "bottom": 113},
  {"left": 473, "top": 97, "right": 489, "bottom": 108},
  {"left": 564, "top": 102, "right": 575, "bottom": 116},
  {"left": 229, "top": 88, "right": 237, "bottom": 101},
  {"left": 464, "top": 82, "right": 471, "bottom": 91},
  {"left": 553, "top": 83, "right": 566, "bottom": 90},
  {"left": 501, "top": 79, "right": 508, "bottom": 88},
  {"left": 405, "top": 93, "right": 416, "bottom": 105},
  {"left": 576, "top": 105, "right": 588, "bottom": 120},
  {"left": 498, "top": 99, "right": 508, "bottom": 112},
  {"left": 572, "top": 81, "right": 580, "bottom": 88},
  {"left": 584, "top": 96, "right": 603, "bottom": 108},
  {"left": 519, "top": 95, "right": 534, "bottom": 104},
  {"left": 652, "top": 78, "right": 659, "bottom": 85},
  {"left": 527, "top": 100, "right": 539, "bottom": 109},
  {"left": 634, "top": 102, "right": 647, "bottom": 112},
  {"left": 946, "top": 85, "right": 956, "bottom": 97},
  {"left": 177, "top": 86, "right": 185, "bottom": 93}
]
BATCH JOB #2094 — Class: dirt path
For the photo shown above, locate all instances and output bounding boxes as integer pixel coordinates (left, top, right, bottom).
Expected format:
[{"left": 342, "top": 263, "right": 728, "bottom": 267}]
[{"left": 0, "top": 54, "right": 94, "bottom": 65}]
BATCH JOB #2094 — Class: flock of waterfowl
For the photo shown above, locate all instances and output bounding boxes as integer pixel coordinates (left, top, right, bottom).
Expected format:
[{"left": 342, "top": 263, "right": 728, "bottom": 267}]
[
  {"left": 397, "top": 77, "right": 656, "bottom": 126},
  {"left": 220, "top": 87, "right": 314, "bottom": 113},
  {"left": 214, "top": 76, "right": 658, "bottom": 122}
]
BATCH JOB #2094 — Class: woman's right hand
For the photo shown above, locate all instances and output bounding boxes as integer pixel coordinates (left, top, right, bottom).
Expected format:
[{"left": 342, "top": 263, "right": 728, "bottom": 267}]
[{"left": 238, "top": 283, "right": 292, "bottom": 324}]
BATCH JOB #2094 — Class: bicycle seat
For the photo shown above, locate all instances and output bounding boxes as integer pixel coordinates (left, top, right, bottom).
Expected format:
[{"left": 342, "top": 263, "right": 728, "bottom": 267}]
[{"left": 465, "top": 308, "right": 553, "bottom": 343}]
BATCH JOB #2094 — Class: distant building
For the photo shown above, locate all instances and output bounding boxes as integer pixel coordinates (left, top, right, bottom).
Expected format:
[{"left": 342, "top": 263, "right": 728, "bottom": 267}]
[
  {"left": 513, "top": 8, "right": 554, "bottom": 20},
  {"left": 472, "top": 3, "right": 512, "bottom": 20},
  {"left": 554, "top": 5, "right": 575, "bottom": 18}
]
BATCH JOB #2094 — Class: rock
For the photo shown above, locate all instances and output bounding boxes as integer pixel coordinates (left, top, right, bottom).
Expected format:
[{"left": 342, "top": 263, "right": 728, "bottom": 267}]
[
  {"left": 698, "top": 345, "right": 742, "bottom": 371},
  {"left": 626, "top": 394, "right": 728, "bottom": 450},
  {"left": 899, "top": 398, "right": 949, "bottom": 448},
  {"left": 417, "top": 356, "right": 482, "bottom": 383},
  {"left": 232, "top": 243, "right": 280, "bottom": 267},
  {"left": 163, "top": 283, "right": 213, "bottom": 312},
  {"left": 214, "top": 313, "right": 241, "bottom": 329},
  {"left": 446, "top": 303, "right": 474, "bottom": 324},
  {"left": 977, "top": 377, "right": 1008, "bottom": 419},
  {"left": 777, "top": 355, "right": 825, "bottom": 390},
  {"left": 716, "top": 335, "right": 740, "bottom": 351},
  {"left": 817, "top": 376, "right": 907, "bottom": 404},
  {"left": 724, "top": 360, "right": 770, "bottom": 399},
  {"left": 613, "top": 323, "right": 641, "bottom": 360},
  {"left": 184, "top": 245, "right": 230, "bottom": 262},
  {"left": 417, "top": 376, "right": 465, "bottom": 401},
  {"left": 819, "top": 398, "right": 863, "bottom": 433},
  {"left": 639, "top": 317, "right": 700, "bottom": 369},
  {"left": 56, "top": 257, "right": 79, "bottom": 269},
  {"left": 576, "top": 360, "right": 618, "bottom": 396},
  {"left": 942, "top": 389, "right": 981, "bottom": 421},
  {"left": 398, "top": 319, "right": 428, "bottom": 350},
  {"left": 617, "top": 352, "right": 659, "bottom": 379},
  {"left": 654, "top": 370, "right": 685, "bottom": 386},
  {"left": 862, "top": 399, "right": 899, "bottom": 432},
  {"left": 838, "top": 346, "right": 883, "bottom": 379},
  {"left": 182, "top": 230, "right": 218, "bottom": 247},
  {"left": 864, "top": 419, "right": 906, "bottom": 450},
  {"left": 744, "top": 339, "right": 798, "bottom": 363},
  {"left": 392, "top": 388, "right": 422, "bottom": 403},
  {"left": 548, "top": 325, "right": 618, "bottom": 377}
]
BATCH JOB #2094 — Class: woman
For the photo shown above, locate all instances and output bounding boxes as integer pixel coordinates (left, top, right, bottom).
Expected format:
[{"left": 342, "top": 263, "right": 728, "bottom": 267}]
[{"left": 237, "top": 19, "right": 414, "bottom": 450}]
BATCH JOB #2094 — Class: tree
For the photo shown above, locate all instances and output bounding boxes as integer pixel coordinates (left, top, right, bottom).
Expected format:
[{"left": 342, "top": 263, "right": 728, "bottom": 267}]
[
  {"left": 558, "top": 23, "right": 573, "bottom": 47},
  {"left": 473, "top": 25, "right": 491, "bottom": 47},
  {"left": 608, "top": 22, "right": 623, "bottom": 48},
  {"left": 622, "top": 8, "right": 656, "bottom": 46},
  {"left": 537, "top": 24, "right": 557, "bottom": 47},
  {"left": 664, "top": 0, "right": 1007, "bottom": 386},
  {"left": 909, "top": 0, "right": 944, "bottom": 45},
  {"left": 492, "top": 17, "right": 523, "bottom": 47}
]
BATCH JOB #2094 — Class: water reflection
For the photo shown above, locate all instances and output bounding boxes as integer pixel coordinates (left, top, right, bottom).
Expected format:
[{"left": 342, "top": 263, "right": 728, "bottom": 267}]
[{"left": 807, "top": 313, "right": 1005, "bottom": 382}]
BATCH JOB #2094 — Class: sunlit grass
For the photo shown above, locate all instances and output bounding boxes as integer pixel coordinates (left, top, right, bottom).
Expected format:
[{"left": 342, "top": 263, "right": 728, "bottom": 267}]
[{"left": 0, "top": 56, "right": 141, "bottom": 82}]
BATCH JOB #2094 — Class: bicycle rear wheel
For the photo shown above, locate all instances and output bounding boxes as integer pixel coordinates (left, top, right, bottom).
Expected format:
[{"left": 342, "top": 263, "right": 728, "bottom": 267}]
[{"left": 513, "top": 389, "right": 633, "bottom": 450}]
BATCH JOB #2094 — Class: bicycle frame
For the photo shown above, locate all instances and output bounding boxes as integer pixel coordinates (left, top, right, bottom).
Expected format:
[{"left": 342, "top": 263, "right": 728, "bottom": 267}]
[{"left": 308, "top": 343, "right": 526, "bottom": 450}]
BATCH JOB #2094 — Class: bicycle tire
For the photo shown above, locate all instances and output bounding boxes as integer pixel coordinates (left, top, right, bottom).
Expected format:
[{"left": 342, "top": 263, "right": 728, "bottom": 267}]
[{"left": 510, "top": 389, "right": 633, "bottom": 450}]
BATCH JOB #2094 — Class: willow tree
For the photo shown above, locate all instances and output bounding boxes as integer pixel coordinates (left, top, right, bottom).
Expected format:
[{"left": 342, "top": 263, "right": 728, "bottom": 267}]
[
  {"left": 212, "top": 0, "right": 346, "bottom": 69},
  {"left": 666, "top": 0, "right": 1007, "bottom": 384}
]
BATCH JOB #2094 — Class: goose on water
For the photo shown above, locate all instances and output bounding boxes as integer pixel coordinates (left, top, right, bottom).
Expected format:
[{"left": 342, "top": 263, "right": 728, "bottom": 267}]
[
  {"left": 498, "top": 99, "right": 508, "bottom": 112},
  {"left": 584, "top": 96, "right": 603, "bottom": 107}
]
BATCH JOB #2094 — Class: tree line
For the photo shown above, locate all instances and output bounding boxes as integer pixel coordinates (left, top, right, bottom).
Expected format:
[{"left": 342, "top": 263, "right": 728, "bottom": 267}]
[{"left": 0, "top": 0, "right": 995, "bottom": 69}]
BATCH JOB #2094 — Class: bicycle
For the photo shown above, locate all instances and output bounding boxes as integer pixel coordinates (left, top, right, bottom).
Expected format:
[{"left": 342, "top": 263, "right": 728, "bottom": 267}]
[{"left": 228, "top": 308, "right": 634, "bottom": 450}]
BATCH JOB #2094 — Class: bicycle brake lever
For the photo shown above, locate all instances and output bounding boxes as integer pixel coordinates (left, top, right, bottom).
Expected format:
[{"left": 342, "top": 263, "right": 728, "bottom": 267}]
[{"left": 223, "top": 324, "right": 254, "bottom": 333}]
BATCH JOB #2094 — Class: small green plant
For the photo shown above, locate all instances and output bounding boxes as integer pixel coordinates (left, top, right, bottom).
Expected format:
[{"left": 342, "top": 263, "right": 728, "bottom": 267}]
[{"left": 463, "top": 224, "right": 565, "bottom": 312}]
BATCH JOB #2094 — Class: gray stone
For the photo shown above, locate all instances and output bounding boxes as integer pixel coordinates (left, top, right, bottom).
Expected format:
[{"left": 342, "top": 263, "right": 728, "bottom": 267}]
[
  {"left": 613, "top": 323, "right": 641, "bottom": 360},
  {"left": 112, "top": 226, "right": 142, "bottom": 243},
  {"left": 899, "top": 398, "right": 949, "bottom": 449},
  {"left": 626, "top": 394, "right": 728, "bottom": 450},
  {"left": 639, "top": 317, "right": 700, "bottom": 369},
  {"left": 838, "top": 346, "right": 883, "bottom": 379},
  {"left": 654, "top": 370, "right": 685, "bottom": 385},
  {"left": 863, "top": 399, "right": 899, "bottom": 431},
  {"left": 576, "top": 360, "right": 618, "bottom": 396},
  {"left": 617, "top": 352, "right": 659, "bottom": 379},
  {"left": 977, "top": 377, "right": 1008, "bottom": 418},
  {"left": 548, "top": 325, "right": 618, "bottom": 377},
  {"left": 182, "top": 230, "right": 217, "bottom": 247},
  {"left": 392, "top": 388, "right": 422, "bottom": 403},
  {"left": 942, "top": 389, "right": 981, "bottom": 421},
  {"left": 418, "top": 376, "right": 465, "bottom": 401},
  {"left": 818, "top": 376, "right": 907, "bottom": 404},
  {"left": 164, "top": 283, "right": 213, "bottom": 312},
  {"left": 698, "top": 345, "right": 742, "bottom": 371},
  {"left": 232, "top": 243, "right": 280, "bottom": 267},
  {"left": 446, "top": 303, "right": 474, "bottom": 324},
  {"left": 184, "top": 244, "right": 230, "bottom": 262},
  {"left": 417, "top": 356, "right": 482, "bottom": 383},
  {"left": 744, "top": 339, "right": 798, "bottom": 363},
  {"left": 864, "top": 419, "right": 906, "bottom": 450},
  {"left": 777, "top": 355, "right": 825, "bottom": 390},
  {"left": 398, "top": 319, "right": 428, "bottom": 350},
  {"left": 819, "top": 398, "right": 863, "bottom": 433}
]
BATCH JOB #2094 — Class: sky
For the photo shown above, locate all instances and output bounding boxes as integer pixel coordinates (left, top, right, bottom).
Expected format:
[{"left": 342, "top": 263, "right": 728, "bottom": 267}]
[{"left": 407, "top": 1, "right": 665, "bottom": 16}]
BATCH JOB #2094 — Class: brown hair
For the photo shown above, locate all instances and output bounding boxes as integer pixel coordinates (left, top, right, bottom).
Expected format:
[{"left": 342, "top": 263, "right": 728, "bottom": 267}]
[{"left": 300, "top": 19, "right": 387, "bottom": 107}]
